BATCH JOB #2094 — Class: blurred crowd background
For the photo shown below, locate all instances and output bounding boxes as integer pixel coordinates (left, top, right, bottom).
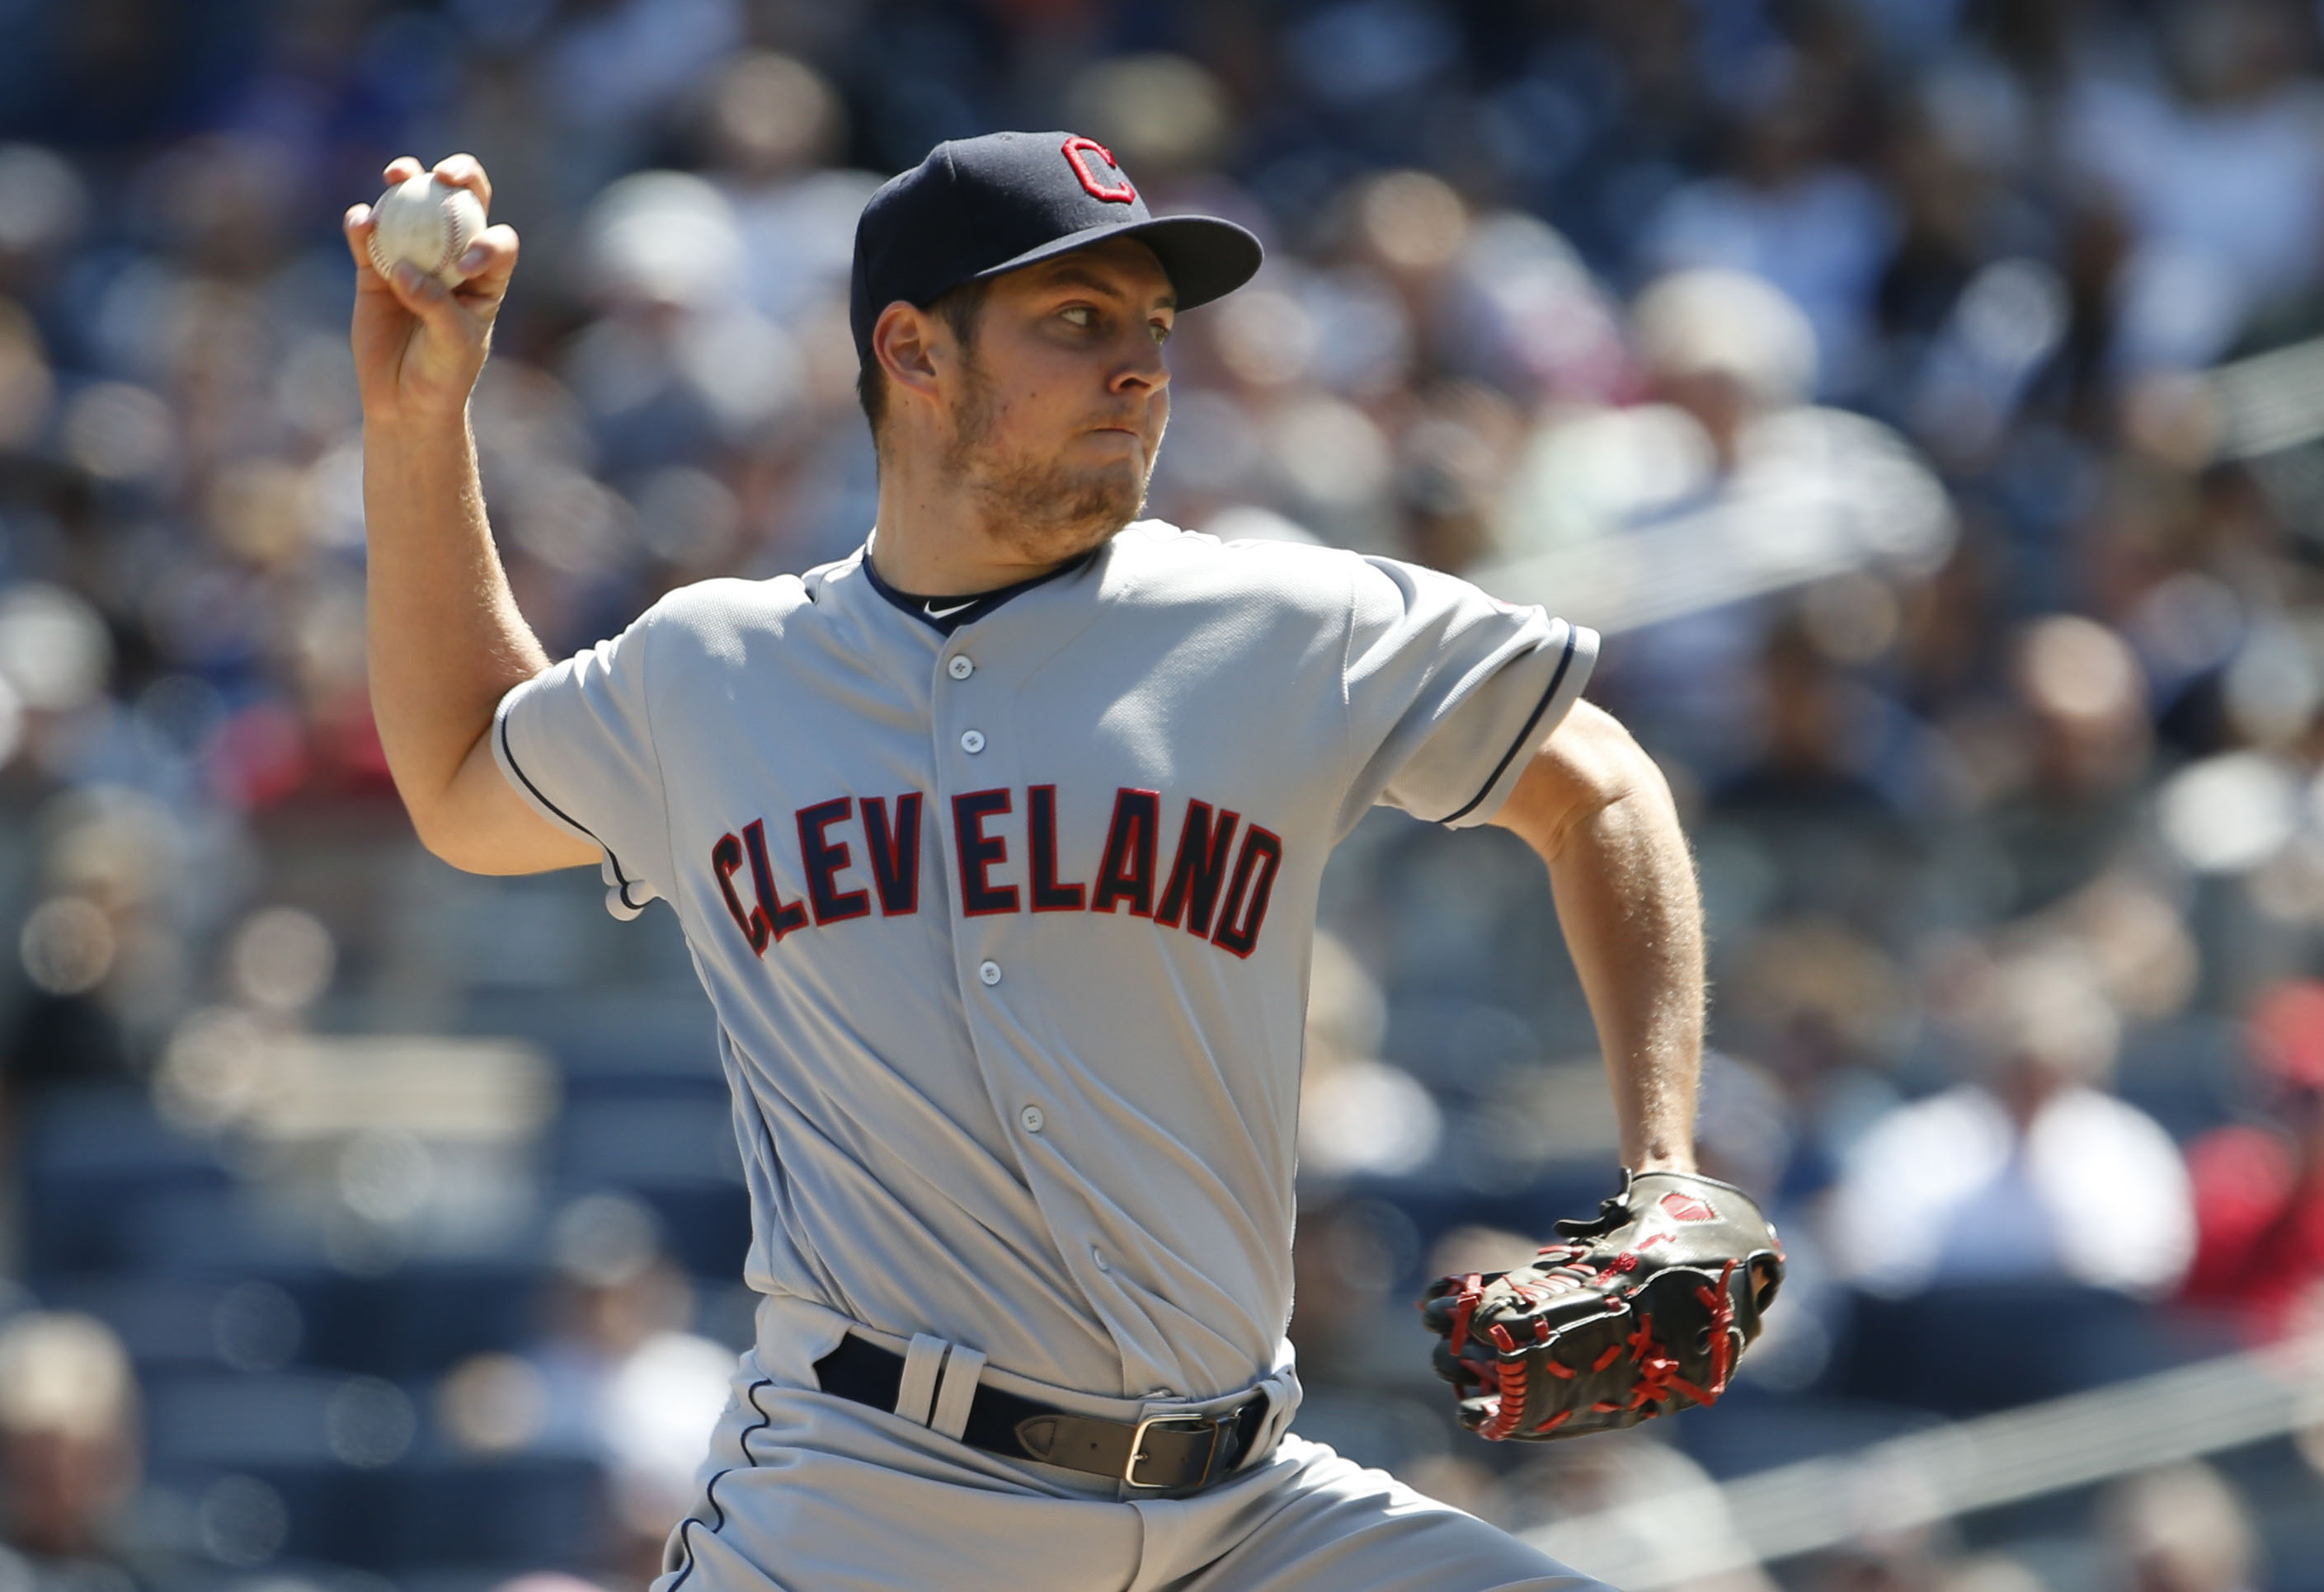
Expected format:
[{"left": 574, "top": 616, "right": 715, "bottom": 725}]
[{"left": 3, "top": 0, "right": 2324, "bottom": 1589}]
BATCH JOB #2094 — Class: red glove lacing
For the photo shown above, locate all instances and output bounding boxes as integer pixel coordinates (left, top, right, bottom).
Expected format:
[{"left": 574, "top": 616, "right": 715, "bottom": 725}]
[{"left": 1460, "top": 1258, "right": 1744, "bottom": 1439}]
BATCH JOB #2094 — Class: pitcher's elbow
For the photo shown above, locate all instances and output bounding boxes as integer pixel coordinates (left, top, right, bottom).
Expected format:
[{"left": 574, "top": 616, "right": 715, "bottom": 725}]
[{"left": 402, "top": 796, "right": 487, "bottom": 872}]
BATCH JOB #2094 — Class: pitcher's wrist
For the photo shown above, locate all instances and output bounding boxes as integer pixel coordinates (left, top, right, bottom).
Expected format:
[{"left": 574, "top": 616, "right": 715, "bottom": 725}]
[{"left": 363, "top": 403, "right": 473, "bottom": 453}]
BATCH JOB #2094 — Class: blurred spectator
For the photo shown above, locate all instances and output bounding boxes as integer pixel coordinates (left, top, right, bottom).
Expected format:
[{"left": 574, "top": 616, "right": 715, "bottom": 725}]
[
  {"left": 2063, "top": 0, "right": 2324, "bottom": 370},
  {"left": 2096, "top": 1461, "right": 2262, "bottom": 1592},
  {"left": 2181, "top": 979, "right": 2324, "bottom": 1339},
  {"left": 1515, "top": 1433, "right": 1776, "bottom": 1592},
  {"left": 451, "top": 1194, "right": 732, "bottom": 1584},
  {"left": 1642, "top": 72, "right": 1898, "bottom": 398},
  {"left": 0, "top": 1312, "right": 143, "bottom": 1587},
  {"left": 1828, "top": 946, "right": 2194, "bottom": 1297},
  {"left": 1723, "top": 918, "right": 1910, "bottom": 1199},
  {"left": 1431, "top": 205, "right": 1627, "bottom": 415},
  {"left": 1941, "top": 614, "right": 2157, "bottom": 918},
  {"left": 1296, "top": 932, "right": 1438, "bottom": 1184},
  {"left": 699, "top": 52, "right": 877, "bottom": 327},
  {"left": 539, "top": 0, "right": 745, "bottom": 192},
  {"left": 1500, "top": 268, "right": 1820, "bottom": 558},
  {"left": 1494, "top": 269, "right": 1950, "bottom": 787},
  {"left": 1804, "top": 1530, "right": 1965, "bottom": 1592},
  {"left": 1714, "top": 614, "right": 1917, "bottom": 822},
  {"left": 4, "top": 782, "right": 207, "bottom": 1111},
  {"left": 1927, "top": 1554, "right": 2047, "bottom": 1592},
  {"left": 4, "top": 895, "right": 133, "bottom": 1101}
]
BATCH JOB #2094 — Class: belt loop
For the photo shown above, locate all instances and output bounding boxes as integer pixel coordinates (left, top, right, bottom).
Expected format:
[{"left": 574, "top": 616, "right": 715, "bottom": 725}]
[
  {"left": 896, "top": 1334, "right": 948, "bottom": 1425},
  {"left": 929, "top": 1344, "right": 985, "bottom": 1440},
  {"left": 1257, "top": 1368, "right": 1300, "bottom": 1458}
]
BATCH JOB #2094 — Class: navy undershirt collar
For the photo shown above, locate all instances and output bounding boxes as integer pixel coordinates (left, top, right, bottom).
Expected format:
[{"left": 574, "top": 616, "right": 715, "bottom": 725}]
[{"left": 859, "top": 543, "right": 1096, "bottom": 635}]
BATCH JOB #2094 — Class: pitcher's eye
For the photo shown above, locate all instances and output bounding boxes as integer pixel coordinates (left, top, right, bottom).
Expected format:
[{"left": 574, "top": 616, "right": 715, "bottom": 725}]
[
  {"left": 1061, "top": 306, "right": 1094, "bottom": 328},
  {"left": 1150, "top": 321, "right": 1173, "bottom": 345}
]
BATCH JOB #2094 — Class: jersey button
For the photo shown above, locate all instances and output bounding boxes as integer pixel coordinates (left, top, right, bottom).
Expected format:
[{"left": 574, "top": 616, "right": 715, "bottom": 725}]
[
  {"left": 978, "top": 960, "right": 1001, "bottom": 986},
  {"left": 1019, "top": 1105, "right": 1045, "bottom": 1134},
  {"left": 948, "top": 655, "right": 974, "bottom": 679},
  {"left": 1090, "top": 1246, "right": 1111, "bottom": 1273},
  {"left": 960, "top": 729, "right": 986, "bottom": 754}
]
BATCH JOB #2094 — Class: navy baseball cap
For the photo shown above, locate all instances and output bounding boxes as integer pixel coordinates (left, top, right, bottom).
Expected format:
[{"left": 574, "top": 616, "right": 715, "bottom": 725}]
[{"left": 850, "top": 130, "right": 1263, "bottom": 364}]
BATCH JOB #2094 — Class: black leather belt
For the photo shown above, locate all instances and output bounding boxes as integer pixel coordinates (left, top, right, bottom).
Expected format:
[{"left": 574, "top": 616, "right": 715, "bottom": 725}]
[{"left": 813, "top": 1334, "right": 1268, "bottom": 1494}]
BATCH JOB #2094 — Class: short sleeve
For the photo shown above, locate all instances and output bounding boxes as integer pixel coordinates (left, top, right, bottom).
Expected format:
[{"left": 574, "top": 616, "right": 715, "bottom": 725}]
[
  {"left": 493, "top": 610, "right": 674, "bottom": 921},
  {"left": 1340, "top": 554, "right": 1597, "bottom": 832}
]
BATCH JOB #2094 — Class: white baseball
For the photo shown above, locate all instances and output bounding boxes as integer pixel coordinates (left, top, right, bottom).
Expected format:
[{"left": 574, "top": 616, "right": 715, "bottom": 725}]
[{"left": 366, "top": 172, "right": 487, "bottom": 287}]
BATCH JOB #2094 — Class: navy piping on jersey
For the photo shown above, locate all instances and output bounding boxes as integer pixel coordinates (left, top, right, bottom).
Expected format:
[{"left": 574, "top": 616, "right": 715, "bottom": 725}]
[
  {"left": 664, "top": 1376, "right": 776, "bottom": 1592},
  {"left": 497, "top": 714, "right": 652, "bottom": 913},
  {"left": 1437, "top": 627, "right": 1582, "bottom": 826},
  {"left": 859, "top": 546, "right": 1098, "bottom": 635}
]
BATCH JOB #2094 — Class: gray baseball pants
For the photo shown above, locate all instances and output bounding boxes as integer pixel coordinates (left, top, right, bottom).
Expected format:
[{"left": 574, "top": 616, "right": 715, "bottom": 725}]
[{"left": 654, "top": 1349, "right": 1608, "bottom": 1592}]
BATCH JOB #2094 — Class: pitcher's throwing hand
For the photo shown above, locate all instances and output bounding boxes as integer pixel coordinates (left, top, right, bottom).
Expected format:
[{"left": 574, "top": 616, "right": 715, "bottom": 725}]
[{"left": 342, "top": 154, "right": 519, "bottom": 428}]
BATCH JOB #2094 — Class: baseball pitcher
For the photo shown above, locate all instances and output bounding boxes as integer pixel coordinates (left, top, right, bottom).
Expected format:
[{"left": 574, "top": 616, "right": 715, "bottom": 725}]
[{"left": 345, "top": 131, "right": 1779, "bottom": 1592}]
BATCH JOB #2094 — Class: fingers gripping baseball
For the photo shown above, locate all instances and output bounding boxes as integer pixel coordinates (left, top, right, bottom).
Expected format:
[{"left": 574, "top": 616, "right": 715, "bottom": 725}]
[
  {"left": 429, "top": 152, "right": 495, "bottom": 214},
  {"left": 344, "top": 153, "right": 518, "bottom": 425}
]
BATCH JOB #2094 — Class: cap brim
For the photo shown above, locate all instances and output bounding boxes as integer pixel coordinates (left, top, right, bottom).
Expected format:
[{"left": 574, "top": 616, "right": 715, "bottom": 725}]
[{"left": 967, "top": 213, "right": 1263, "bottom": 312}]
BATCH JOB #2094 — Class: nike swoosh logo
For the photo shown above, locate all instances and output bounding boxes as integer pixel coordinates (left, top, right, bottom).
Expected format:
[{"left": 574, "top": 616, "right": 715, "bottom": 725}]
[{"left": 924, "top": 599, "right": 976, "bottom": 618}]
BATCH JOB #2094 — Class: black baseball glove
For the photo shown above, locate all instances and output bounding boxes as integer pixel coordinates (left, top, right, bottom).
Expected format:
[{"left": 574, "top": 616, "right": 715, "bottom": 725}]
[{"left": 1418, "top": 1169, "right": 1785, "bottom": 1441}]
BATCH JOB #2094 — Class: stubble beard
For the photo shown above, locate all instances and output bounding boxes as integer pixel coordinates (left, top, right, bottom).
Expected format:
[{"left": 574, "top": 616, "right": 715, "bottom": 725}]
[{"left": 942, "top": 358, "right": 1160, "bottom": 566}]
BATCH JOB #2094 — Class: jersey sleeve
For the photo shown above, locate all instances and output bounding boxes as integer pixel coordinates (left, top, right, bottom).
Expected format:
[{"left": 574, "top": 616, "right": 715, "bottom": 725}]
[
  {"left": 1338, "top": 553, "right": 1597, "bottom": 833},
  {"left": 492, "top": 608, "right": 674, "bottom": 921}
]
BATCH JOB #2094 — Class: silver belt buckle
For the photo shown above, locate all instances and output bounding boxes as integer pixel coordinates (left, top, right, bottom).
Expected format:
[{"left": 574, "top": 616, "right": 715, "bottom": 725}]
[{"left": 1123, "top": 1412, "right": 1218, "bottom": 1489}]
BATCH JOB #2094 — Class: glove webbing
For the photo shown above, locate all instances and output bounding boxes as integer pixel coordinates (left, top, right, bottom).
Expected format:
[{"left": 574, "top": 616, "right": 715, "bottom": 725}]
[{"left": 1455, "top": 1255, "right": 1745, "bottom": 1441}]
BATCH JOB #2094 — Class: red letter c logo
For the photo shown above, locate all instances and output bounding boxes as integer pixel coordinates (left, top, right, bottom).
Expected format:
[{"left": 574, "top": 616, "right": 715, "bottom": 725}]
[{"left": 1061, "top": 135, "right": 1136, "bottom": 204}]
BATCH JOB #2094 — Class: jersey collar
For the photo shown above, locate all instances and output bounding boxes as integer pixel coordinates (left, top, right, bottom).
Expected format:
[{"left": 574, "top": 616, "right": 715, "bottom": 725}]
[{"left": 859, "top": 542, "right": 1099, "bottom": 635}]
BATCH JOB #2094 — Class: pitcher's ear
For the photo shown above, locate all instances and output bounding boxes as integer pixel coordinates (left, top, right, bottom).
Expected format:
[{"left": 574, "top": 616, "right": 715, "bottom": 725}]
[{"left": 873, "top": 302, "right": 941, "bottom": 402}]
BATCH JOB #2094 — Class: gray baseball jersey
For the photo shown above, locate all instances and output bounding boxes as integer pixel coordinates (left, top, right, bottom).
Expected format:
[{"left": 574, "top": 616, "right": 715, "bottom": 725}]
[{"left": 493, "top": 520, "right": 1596, "bottom": 1410}]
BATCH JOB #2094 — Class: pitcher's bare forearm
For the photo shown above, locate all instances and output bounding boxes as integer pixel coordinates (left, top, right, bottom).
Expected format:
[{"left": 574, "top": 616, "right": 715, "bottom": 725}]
[
  {"left": 1496, "top": 700, "right": 1702, "bottom": 1173},
  {"left": 347, "top": 153, "right": 595, "bottom": 873},
  {"left": 1544, "top": 784, "right": 1702, "bottom": 1172},
  {"left": 361, "top": 413, "right": 585, "bottom": 869}
]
